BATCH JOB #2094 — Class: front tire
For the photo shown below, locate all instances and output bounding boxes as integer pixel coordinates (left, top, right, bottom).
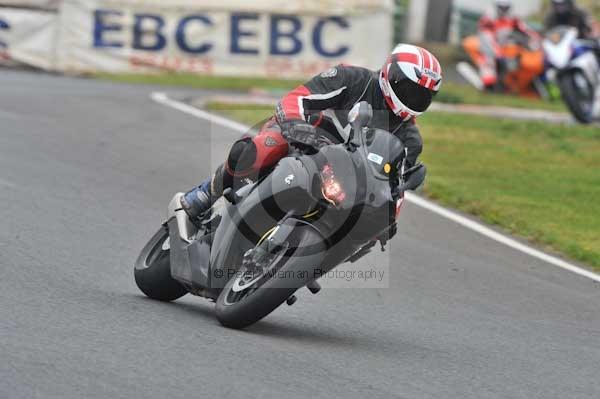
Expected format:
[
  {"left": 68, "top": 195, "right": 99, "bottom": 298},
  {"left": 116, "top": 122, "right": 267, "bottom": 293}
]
[
  {"left": 134, "top": 225, "right": 188, "bottom": 301},
  {"left": 215, "top": 224, "right": 326, "bottom": 329},
  {"left": 558, "top": 71, "right": 595, "bottom": 124}
]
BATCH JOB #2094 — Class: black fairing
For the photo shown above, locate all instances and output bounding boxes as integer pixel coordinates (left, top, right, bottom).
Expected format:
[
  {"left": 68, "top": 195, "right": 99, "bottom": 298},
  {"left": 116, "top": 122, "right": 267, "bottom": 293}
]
[
  {"left": 208, "top": 157, "right": 320, "bottom": 289},
  {"left": 363, "top": 127, "right": 405, "bottom": 178},
  {"left": 168, "top": 217, "right": 213, "bottom": 291}
]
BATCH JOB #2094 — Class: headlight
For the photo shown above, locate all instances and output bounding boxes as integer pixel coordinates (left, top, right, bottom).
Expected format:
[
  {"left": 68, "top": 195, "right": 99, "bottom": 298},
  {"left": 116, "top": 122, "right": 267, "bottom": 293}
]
[{"left": 320, "top": 164, "right": 346, "bottom": 205}]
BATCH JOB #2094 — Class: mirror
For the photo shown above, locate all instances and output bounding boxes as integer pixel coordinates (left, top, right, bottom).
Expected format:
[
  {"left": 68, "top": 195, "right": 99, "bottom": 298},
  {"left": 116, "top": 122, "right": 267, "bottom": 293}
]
[{"left": 348, "top": 101, "right": 373, "bottom": 127}]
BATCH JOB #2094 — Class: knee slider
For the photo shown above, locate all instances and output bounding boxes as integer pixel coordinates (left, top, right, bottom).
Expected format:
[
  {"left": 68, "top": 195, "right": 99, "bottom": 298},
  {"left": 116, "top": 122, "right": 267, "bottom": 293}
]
[{"left": 227, "top": 137, "right": 257, "bottom": 176}]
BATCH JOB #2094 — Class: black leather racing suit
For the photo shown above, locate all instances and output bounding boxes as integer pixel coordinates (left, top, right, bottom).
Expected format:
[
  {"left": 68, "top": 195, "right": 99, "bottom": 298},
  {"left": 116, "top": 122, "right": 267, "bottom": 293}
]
[
  {"left": 208, "top": 65, "right": 424, "bottom": 200},
  {"left": 545, "top": 7, "right": 595, "bottom": 39},
  {"left": 275, "top": 64, "right": 423, "bottom": 167}
]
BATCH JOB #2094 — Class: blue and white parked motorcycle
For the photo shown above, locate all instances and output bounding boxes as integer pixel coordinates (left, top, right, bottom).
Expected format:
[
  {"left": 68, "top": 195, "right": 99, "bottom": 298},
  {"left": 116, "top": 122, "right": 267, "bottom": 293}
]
[{"left": 543, "top": 26, "right": 600, "bottom": 124}]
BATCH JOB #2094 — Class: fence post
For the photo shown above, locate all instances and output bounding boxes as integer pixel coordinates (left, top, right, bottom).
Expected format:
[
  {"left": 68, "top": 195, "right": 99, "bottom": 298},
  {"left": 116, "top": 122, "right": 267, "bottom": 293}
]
[{"left": 406, "top": 0, "right": 429, "bottom": 42}]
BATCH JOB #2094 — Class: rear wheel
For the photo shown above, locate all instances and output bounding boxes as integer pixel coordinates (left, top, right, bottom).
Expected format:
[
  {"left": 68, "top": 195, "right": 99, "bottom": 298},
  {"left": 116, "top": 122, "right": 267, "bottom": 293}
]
[
  {"left": 134, "top": 226, "right": 188, "bottom": 301},
  {"left": 559, "top": 70, "right": 595, "bottom": 124}
]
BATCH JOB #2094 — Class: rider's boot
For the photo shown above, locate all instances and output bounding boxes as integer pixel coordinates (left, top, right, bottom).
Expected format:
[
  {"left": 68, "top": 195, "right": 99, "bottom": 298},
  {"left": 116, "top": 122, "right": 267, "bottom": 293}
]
[
  {"left": 480, "top": 64, "right": 497, "bottom": 91},
  {"left": 180, "top": 165, "right": 229, "bottom": 226},
  {"left": 180, "top": 178, "right": 214, "bottom": 227}
]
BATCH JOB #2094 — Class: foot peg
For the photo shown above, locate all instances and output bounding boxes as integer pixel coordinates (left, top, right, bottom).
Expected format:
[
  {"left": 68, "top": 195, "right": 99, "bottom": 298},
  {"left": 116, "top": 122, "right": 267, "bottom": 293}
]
[
  {"left": 306, "top": 280, "right": 321, "bottom": 294},
  {"left": 286, "top": 295, "right": 297, "bottom": 306}
]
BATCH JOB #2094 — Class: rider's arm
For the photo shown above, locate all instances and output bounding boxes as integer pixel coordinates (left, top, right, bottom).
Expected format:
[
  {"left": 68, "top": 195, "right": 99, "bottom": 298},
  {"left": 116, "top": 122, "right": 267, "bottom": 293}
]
[
  {"left": 478, "top": 15, "right": 495, "bottom": 32},
  {"left": 578, "top": 10, "right": 595, "bottom": 39},
  {"left": 514, "top": 18, "right": 541, "bottom": 41},
  {"left": 478, "top": 16, "right": 501, "bottom": 57},
  {"left": 393, "top": 119, "right": 423, "bottom": 168},
  {"left": 275, "top": 65, "right": 351, "bottom": 127}
]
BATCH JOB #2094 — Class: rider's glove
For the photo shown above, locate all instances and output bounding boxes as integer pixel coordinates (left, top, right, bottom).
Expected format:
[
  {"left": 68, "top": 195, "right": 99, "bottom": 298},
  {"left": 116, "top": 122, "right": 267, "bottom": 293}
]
[
  {"left": 282, "top": 122, "right": 319, "bottom": 151},
  {"left": 400, "top": 162, "right": 427, "bottom": 192}
]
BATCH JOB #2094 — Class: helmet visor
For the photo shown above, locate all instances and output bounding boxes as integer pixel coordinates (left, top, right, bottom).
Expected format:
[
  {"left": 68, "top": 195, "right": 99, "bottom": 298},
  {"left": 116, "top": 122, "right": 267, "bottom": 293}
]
[
  {"left": 552, "top": 0, "right": 570, "bottom": 14},
  {"left": 497, "top": 5, "right": 511, "bottom": 15},
  {"left": 390, "top": 79, "right": 435, "bottom": 113}
]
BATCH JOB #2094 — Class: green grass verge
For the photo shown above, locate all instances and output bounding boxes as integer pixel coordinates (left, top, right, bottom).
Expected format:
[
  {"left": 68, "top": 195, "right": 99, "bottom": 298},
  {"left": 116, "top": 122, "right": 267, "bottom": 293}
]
[
  {"left": 96, "top": 72, "right": 303, "bottom": 92},
  {"left": 437, "top": 82, "right": 566, "bottom": 112},
  {"left": 98, "top": 72, "right": 566, "bottom": 112},
  {"left": 205, "top": 101, "right": 600, "bottom": 271}
]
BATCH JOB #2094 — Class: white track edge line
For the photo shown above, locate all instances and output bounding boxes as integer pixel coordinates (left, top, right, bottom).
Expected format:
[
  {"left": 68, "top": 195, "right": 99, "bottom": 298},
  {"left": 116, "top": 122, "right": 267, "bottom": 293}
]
[
  {"left": 151, "top": 92, "right": 249, "bottom": 133},
  {"left": 151, "top": 91, "right": 600, "bottom": 283},
  {"left": 405, "top": 194, "right": 600, "bottom": 282}
]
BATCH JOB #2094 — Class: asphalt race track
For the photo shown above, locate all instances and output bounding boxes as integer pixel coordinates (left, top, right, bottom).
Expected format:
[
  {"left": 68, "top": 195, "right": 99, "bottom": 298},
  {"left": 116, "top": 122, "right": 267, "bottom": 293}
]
[{"left": 1, "top": 70, "right": 599, "bottom": 399}]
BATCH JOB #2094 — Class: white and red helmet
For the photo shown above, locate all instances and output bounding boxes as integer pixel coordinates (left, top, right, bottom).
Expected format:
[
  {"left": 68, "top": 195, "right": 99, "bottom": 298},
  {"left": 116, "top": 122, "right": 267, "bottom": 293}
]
[{"left": 379, "top": 44, "right": 443, "bottom": 121}]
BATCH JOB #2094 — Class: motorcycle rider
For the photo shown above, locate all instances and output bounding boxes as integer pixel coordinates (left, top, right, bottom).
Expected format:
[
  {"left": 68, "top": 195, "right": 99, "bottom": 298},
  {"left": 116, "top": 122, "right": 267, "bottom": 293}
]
[
  {"left": 180, "top": 44, "right": 442, "bottom": 225},
  {"left": 545, "top": 0, "right": 596, "bottom": 39},
  {"left": 465, "top": 0, "right": 539, "bottom": 89}
]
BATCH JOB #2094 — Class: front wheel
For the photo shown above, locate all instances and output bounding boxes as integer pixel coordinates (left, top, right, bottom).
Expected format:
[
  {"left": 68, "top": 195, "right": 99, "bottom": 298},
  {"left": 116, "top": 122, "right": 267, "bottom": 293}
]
[
  {"left": 134, "top": 225, "right": 188, "bottom": 301},
  {"left": 215, "top": 223, "right": 326, "bottom": 329},
  {"left": 558, "top": 70, "right": 595, "bottom": 124}
]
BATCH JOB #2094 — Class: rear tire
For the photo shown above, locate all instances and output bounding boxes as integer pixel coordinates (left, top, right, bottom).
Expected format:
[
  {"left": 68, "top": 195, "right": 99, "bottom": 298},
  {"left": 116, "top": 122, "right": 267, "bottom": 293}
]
[
  {"left": 134, "top": 226, "right": 188, "bottom": 302},
  {"left": 558, "top": 71, "right": 594, "bottom": 124}
]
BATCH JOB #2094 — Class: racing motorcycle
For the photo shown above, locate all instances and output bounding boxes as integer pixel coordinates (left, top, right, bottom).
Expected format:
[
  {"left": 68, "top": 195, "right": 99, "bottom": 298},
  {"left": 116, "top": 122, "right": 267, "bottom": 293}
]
[
  {"left": 543, "top": 26, "right": 600, "bottom": 124},
  {"left": 133, "top": 102, "right": 425, "bottom": 329}
]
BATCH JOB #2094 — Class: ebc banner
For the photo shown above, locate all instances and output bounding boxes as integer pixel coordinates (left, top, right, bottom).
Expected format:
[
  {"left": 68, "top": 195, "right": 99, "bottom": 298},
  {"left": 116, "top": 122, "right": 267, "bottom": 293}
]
[
  {"left": 58, "top": 0, "right": 392, "bottom": 78},
  {"left": 0, "top": 8, "right": 57, "bottom": 68}
]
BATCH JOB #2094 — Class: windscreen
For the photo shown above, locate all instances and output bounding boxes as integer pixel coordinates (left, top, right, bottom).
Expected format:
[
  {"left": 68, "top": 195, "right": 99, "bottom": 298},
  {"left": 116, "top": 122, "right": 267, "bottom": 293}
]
[{"left": 360, "top": 128, "right": 405, "bottom": 180}]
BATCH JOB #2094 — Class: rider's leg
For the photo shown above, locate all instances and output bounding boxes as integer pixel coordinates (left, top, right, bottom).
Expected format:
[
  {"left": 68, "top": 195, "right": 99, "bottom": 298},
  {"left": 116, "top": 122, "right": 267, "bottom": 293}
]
[
  {"left": 478, "top": 32, "right": 499, "bottom": 89},
  {"left": 181, "top": 124, "right": 288, "bottom": 223},
  {"left": 463, "top": 35, "right": 496, "bottom": 88}
]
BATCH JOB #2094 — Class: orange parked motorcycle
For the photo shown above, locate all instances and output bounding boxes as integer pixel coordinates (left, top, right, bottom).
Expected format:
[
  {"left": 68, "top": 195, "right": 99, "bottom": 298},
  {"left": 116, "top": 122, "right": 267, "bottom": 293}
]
[{"left": 459, "top": 31, "right": 547, "bottom": 98}]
